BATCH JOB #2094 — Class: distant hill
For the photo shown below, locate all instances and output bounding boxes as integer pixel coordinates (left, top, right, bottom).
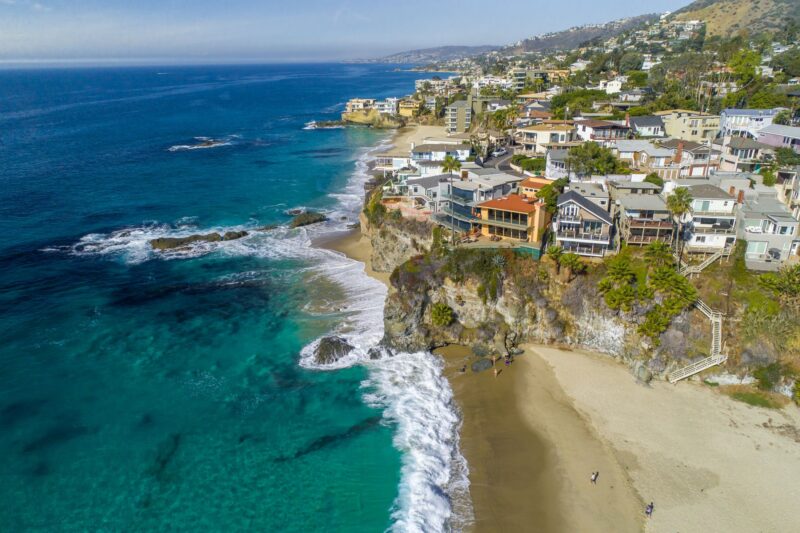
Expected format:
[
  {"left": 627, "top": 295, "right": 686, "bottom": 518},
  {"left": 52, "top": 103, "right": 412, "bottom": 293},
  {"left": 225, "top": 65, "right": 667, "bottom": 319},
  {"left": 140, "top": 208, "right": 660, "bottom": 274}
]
[
  {"left": 673, "top": 0, "right": 800, "bottom": 37},
  {"left": 504, "top": 14, "right": 661, "bottom": 54},
  {"left": 361, "top": 45, "right": 500, "bottom": 64}
]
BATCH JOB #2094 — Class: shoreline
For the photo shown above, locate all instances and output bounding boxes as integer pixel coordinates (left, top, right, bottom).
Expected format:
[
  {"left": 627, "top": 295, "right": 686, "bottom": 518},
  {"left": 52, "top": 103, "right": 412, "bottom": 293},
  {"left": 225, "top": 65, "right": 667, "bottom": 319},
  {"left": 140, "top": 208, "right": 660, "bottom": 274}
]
[{"left": 316, "top": 124, "right": 800, "bottom": 533}]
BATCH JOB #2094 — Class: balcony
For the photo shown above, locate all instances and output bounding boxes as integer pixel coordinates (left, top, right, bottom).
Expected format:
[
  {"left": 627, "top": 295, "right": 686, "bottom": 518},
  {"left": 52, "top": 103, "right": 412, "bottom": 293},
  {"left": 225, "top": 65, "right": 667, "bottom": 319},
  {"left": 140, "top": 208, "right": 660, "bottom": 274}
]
[
  {"left": 556, "top": 229, "right": 610, "bottom": 243},
  {"left": 626, "top": 218, "right": 674, "bottom": 229},
  {"left": 692, "top": 208, "right": 736, "bottom": 216},
  {"left": 481, "top": 217, "right": 529, "bottom": 231},
  {"left": 440, "top": 206, "right": 480, "bottom": 224}
]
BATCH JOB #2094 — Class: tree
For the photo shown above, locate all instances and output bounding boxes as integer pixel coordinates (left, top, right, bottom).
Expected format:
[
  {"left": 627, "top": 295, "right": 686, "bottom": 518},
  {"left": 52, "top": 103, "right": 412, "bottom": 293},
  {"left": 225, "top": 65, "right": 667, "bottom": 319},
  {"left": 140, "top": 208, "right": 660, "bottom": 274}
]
[
  {"left": 759, "top": 264, "right": 800, "bottom": 310},
  {"left": 431, "top": 302, "right": 454, "bottom": 327},
  {"left": 773, "top": 109, "right": 792, "bottom": 126},
  {"left": 566, "top": 142, "right": 621, "bottom": 177},
  {"left": 643, "top": 172, "right": 664, "bottom": 188},
  {"left": 537, "top": 178, "right": 568, "bottom": 213},
  {"left": 558, "top": 253, "right": 585, "bottom": 281},
  {"left": 625, "top": 70, "right": 648, "bottom": 88},
  {"left": 776, "top": 147, "right": 800, "bottom": 167},
  {"left": 644, "top": 241, "right": 673, "bottom": 268},
  {"left": 546, "top": 245, "right": 564, "bottom": 273},
  {"left": 619, "top": 52, "right": 644, "bottom": 73},
  {"left": 666, "top": 187, "right": 693, "bottom": 263},
  {"left": 442, "top": 155, "right": 462, "bottom": 245},
  {"left": 729, "top": 50, "right": 761, "bottom": 85}
]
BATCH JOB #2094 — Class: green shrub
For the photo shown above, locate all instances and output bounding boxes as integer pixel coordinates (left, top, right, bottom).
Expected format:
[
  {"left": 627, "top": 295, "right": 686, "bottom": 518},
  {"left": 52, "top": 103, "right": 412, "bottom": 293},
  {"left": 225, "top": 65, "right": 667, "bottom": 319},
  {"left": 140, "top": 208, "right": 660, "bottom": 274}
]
[
  {"left": 730, "top": 391, "right": 780, "bottom": 409},
  {"left": 753, "top": 363, "right": 785, "bottom": 391},
  {"left": 431, "top": 303, "right": 454, "bottom": 327}
]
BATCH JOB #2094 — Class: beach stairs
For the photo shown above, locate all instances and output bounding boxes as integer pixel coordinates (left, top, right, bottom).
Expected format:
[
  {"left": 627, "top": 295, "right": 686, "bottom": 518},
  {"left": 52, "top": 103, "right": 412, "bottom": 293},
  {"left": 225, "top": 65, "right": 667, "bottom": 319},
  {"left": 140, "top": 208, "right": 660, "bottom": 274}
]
[
  {"left": 668, "top": 299, "right": 727, "bottom": 384},
  {"left": 674, "top": 250, "right": 723, "bottom": 277}
]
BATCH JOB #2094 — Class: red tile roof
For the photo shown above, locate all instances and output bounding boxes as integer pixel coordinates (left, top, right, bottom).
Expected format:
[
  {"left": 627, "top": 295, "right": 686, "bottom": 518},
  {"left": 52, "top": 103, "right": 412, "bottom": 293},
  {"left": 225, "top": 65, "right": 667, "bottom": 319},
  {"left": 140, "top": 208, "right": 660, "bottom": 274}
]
[{"left": 478, "top": 194, "right": 540, "bottom": 213}]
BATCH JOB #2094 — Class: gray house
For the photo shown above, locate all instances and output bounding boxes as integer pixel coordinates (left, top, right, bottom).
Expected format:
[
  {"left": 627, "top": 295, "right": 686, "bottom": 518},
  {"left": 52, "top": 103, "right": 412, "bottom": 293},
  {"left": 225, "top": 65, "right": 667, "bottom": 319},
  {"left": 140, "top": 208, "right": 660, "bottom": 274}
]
[{"left": 738, "top": 192, "right": 800, "bottom": 270}]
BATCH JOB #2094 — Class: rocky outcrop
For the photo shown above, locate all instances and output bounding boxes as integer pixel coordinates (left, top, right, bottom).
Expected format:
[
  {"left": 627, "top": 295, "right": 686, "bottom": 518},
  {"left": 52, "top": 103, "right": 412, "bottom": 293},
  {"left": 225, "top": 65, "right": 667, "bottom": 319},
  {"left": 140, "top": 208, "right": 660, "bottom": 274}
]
[
  {"left": 364, "top": 217, "right": 435, "bottom": 273},
  {"left": 290, "top": 211, "right": 328, "bottom": 228},
  {"left": 313, "top": 336, "right": 354, "bottom": 365},
  {"left": 150, "top": 231, "right": 248, "bottom": 250},
  {"left": 341, "top": 109, "right": 405, "bottom": 129}
]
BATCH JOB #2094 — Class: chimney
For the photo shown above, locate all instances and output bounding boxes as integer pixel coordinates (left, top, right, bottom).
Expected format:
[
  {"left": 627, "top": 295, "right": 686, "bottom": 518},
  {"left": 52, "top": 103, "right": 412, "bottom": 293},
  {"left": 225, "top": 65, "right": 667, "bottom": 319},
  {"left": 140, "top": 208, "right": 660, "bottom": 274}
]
[
  {"left": 728, "top": 185, "right": 736, "bottom": 196},
  {"left": 737, "top": 189, "right": 745, "bottom": 205},
  {"left": 461, "top": 170, "right": 468, "bottom": 180},
  {"left": 625, "top": 112, "right": 630, "bottom": 128},
  {"left": 674, "top": 141, "right": 684, "bottom": 164}
]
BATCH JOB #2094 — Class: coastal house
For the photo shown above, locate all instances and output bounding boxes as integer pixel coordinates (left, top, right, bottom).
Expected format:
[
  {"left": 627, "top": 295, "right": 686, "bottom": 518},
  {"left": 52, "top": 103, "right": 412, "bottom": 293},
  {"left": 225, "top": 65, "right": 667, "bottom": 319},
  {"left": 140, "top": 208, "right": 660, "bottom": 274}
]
[
  {"left": 411, "top": 143, "right": 471, "bottom": 163},
  {"left": 552, "top": 189, "right": 614, "bottom": 257},
  {"left": 574, "top": 119, "right": 630, "bottom": 144},
  {"left": 656, "top": 109, "right": 720, "bottom": 143},
  {"left": 406, "top": 175, "right": 447, "bottom": 212},
  {"left": 518, "top": 124, "right": 576, "bottom": 155},
  {"left": 435, "top": 173, "right": 522, "bottom": 233},
  {"left": 445, "top": 100, "right": 472, "bottom": 134},
  {"left": 629, "top": 115, "right": 666, "bottom": 138},
  {"left": 518, "top": 176, "right": 551, "bottom": 198},
  {"left": 777, "top": 166, "right": 800, "bottom": 220},
  {"left": 398, "top": 99, "right": 421, "bottom": 118},
  {"left": 616, "top": 193, "right": 674, "bottom": 246},
  {"left": 374, "top": 149, "right": 412, "bottom": 173},
  {"left": 373, "top": 98, "right": 399, "bottom": 115},
  {"left": 545, "top": 149, "right": 573, "bottom": 180},
  {"left": 719, "top": 108, "right": 783, "bottom": 139},
  {"left": 659, "top": 140, "right": 720, "bottom": 178},
  {"left": 476, "top": 194, "right": 550, "bottom": 252},
  {"left": 715, "top": 137, "right": 773, "bottom": 173},
  {"left": 344, "top": 98, "right": 375, "bottom": 113},
  {"left": 738, "top": 191, "right": 800, "bottom": 269},
  {"left": 681, "top": 184, "right": 738, "bottom": 254},
  {"left": 758, "top": 124, "right": 800, "bottom": 153}
]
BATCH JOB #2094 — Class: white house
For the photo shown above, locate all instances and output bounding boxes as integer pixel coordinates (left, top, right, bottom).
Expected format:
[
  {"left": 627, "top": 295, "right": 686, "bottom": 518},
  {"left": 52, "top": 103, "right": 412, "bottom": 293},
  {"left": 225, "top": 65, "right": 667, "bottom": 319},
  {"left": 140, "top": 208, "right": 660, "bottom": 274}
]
[{"left": 719, "top": 108, "right": 783, "bottom": 139}]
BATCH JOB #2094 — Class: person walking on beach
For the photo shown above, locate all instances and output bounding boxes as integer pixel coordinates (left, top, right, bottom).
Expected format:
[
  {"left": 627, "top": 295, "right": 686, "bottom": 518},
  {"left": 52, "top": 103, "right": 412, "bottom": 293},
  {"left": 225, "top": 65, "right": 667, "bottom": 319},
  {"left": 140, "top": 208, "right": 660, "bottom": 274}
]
[
  {"left": 493, "top": 367, "right": 499, "bottom": 378},
  {"left": 645, "top": 502, "right": 654, "bottom": 518},
  {"left": 590, "top": 471, "right": 599, "bottom": 485}
]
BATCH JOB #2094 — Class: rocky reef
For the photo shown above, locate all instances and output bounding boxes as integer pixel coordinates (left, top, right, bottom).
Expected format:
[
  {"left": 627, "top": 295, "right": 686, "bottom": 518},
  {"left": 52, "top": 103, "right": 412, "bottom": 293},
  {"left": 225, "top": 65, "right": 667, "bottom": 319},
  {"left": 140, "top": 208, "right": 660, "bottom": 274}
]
[
  {"left": 289, "top": 211, "right": 328, "bottom": 228},
  {"left": 150, "top": 231, "right": 248, "bottom": 250},
  {"left": 312, "top": 336, "right": 354, "bottom": 365}
]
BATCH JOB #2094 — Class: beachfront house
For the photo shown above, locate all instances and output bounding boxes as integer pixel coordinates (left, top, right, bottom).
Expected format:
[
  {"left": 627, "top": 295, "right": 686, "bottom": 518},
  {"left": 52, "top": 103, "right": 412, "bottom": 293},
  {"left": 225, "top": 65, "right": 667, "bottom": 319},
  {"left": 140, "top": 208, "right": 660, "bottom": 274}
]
[
  {"left": 518, "top": 176, "right": 551, "bottom": 200},
  {"left": 373, "top": 98, "right": 399, "bottom": 115},
  {"left": 344, "top": 98, "right": 375, "bottom": 113},
  {"left": 681, "top": 184, "right": 738, "bottom": 255},
  {"left": 435, "top": 173, "right": 522, "bottom": 233},
  {"left": 406, "top": 175, "right": 447, "bottom": 212},
  {"left": 476, "top": 194, "right": 550, "bottom": 253},
  {"left": 545, "top": 149, "right": 572, "bottom": 180},
  {"left": 616, "top": 193, "right": 674, "bottom": 246},
  {"left": 398, "top": 99, "right": 421, "bottom": 118},
  {"left": 738, "top": 191, "right": 800, "bottom": 269},
  {"left": 411, "top": 143, "right": 471, "bottom": 163},
  {"left": 552, "top": 190, "right": 614, "bottom": 257}
]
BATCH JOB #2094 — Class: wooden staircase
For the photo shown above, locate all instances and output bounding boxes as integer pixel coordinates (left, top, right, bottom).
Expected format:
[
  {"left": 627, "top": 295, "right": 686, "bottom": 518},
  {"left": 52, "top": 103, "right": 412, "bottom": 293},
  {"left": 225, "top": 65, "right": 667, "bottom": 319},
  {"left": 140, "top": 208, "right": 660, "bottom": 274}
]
[{"left": 667, "top": 298, "right": 727, "bottom": 383}]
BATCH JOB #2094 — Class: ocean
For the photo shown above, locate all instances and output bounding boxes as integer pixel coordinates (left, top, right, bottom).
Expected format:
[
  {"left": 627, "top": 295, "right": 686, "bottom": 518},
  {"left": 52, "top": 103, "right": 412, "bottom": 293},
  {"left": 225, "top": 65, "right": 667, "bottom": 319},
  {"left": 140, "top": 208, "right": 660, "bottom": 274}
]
[{"left": 0, "top": 64, "right": 468, "bottom": 531}]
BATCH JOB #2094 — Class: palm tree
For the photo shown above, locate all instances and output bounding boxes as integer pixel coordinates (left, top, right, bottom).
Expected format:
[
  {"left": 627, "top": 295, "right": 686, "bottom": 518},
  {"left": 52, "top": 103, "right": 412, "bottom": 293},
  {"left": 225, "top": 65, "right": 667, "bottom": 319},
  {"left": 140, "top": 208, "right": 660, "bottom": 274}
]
[
  {"left": 666, "top": 186, "right": 693, "bottom": 267},
  {"left": 644, "top": 241, "right": 673, "bottom": 268},
  {"left": 441, "top": 155, "right": 462, "bottom": 245},
  {"left": 558, "top": 253, "right": 585, "bottom": 282},
  {"left": 546, "top": 245, "right": 564, "bottom": 273}
]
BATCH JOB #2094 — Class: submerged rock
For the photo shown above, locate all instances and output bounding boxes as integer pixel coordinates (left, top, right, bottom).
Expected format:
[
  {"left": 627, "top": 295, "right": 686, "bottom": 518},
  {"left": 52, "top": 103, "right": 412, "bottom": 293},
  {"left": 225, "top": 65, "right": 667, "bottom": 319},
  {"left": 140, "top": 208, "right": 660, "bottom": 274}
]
[
  {"left": 313, "top": 336, "right": 354, "bottom": 365},
  {"left": 290, "top": 211, "right": 328, "bottom": 228}
]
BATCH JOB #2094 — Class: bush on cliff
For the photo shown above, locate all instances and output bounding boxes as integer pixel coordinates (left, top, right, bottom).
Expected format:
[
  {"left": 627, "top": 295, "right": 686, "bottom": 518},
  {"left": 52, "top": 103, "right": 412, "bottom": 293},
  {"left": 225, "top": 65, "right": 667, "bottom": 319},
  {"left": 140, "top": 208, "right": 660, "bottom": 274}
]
[
  {"left": 364, "top": 189, "right": 387, "bottom": 227},
  {"left": 431, "top": 303, "right": 454, "bottom": 327}
]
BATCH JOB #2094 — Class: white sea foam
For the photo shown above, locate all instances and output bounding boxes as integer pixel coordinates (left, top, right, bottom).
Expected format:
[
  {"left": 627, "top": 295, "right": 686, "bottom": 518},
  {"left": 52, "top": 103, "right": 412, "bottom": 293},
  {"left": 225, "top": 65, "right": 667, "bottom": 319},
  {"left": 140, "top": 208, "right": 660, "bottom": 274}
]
[{"left": 53, "top": 133, "right": 471, "bottom": 531}]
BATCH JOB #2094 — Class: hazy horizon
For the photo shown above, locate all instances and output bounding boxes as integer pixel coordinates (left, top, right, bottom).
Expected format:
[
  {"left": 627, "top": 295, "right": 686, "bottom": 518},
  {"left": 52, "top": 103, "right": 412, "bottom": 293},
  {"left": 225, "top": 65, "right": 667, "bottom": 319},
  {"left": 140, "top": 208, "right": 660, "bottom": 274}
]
[{"left": 1, "top": 0, "right": 690, "bottom": 66}]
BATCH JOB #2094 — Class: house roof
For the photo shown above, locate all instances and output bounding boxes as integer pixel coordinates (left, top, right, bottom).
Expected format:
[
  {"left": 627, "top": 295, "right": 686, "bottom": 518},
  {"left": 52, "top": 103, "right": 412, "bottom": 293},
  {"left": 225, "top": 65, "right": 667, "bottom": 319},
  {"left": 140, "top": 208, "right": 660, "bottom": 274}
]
[
  {"left": 610, "top": 180, "right": 661, "bottom": 191},
  {"left": 408, "top": 175, "right": 448, "bottom": 190},
  {"left": 412, "top": 143, "right": 471, "bottom": 153},
  {"left": 520, "top": 123, "right": 574, "bottom": 132},
  {"left": 722, "top": 108, "right": 782, "bottom": 117},
  {"left": 557, "top": 190, "right": 612, "bottom": 224},
  {"left": 478, "top": 194, "right": 540, "bottom": 213},
  {"left": 520, "top": 177, "right": 549, "bottom": 189},
  {"left": 576, "top": 119, "right": 630, "bottom": 129},
  {"left": 687, "top": 184, "right": 734, "bottom": 200},
  {"left": 629, "top": 115, "right": 664, "bottom": 128},
  {"left": 727, "top": 137, "right": 772, "bottom": 150},
  {"left": 616, "top": 140, "right": 673, "bottom": 157},
  {"left": 659, "top": 139, "right": 710, "bottom": 153},
  {"left": 567, "top": 182, "right": 609, "bottom": 199},
  {"left": 446, "top": 100, "right": 470, "bottom": 109},
  {"left": 618, "top": 193, "right": 668, "bottom": 211},
  {"left": 759, "top": 124, "right": 800, "bottom": 140}
]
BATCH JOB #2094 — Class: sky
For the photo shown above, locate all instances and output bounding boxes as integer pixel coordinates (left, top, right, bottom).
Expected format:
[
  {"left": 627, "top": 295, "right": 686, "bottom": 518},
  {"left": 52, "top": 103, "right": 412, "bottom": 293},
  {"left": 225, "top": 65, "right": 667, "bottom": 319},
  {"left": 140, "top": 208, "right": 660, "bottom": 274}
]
[{"left": 0, "top": 0, "right": 691, "bottom": 64}]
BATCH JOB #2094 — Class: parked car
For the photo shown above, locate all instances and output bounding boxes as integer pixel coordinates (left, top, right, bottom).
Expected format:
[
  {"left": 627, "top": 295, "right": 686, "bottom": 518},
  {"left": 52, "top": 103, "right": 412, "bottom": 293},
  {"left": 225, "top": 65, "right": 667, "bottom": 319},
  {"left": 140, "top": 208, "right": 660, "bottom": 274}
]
[{"left": 491, "top": 148, "right": 507, "bottom": 158}]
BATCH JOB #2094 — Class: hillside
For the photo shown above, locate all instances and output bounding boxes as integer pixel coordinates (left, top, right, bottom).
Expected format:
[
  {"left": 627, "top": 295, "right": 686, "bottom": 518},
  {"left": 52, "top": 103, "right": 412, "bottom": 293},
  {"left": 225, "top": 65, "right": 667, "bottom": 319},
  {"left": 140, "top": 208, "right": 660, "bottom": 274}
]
[
  {"left": 363, "top": 45, "right": 500, "bottom": 64},
  {"left": 674, "top": 0, "right": 800, "bottom": 37},
  {"left": 505, "top": 14, "right": 660, "bottom": 54}
]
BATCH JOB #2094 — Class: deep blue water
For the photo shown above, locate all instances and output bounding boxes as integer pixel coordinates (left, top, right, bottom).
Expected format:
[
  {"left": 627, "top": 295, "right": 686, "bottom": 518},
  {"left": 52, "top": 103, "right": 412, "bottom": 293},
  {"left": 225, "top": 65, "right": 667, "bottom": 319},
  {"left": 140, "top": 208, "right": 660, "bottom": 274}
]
[{"left": 0, "top": 64, "right": 463, "bottom": 531}]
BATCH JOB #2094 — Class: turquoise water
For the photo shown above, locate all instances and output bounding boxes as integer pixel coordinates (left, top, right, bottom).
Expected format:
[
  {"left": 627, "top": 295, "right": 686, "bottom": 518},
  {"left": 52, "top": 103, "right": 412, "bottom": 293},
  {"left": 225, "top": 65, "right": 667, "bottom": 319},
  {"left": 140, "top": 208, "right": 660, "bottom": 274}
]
[{"left": 0, "top": 64, "right": 466, "bottom": 531}]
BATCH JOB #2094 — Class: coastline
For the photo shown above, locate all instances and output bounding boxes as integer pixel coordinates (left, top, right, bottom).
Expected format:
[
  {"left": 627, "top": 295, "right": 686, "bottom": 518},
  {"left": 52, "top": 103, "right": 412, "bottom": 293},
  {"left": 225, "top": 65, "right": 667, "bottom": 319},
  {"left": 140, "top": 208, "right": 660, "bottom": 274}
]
[{"left": 321, "top": 220, "right": 800, "bottom": 532}]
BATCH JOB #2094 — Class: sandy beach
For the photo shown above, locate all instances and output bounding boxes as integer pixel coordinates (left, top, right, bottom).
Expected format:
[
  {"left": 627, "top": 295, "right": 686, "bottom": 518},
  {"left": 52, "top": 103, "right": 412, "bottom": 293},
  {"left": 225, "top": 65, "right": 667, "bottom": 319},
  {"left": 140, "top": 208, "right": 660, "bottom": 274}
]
[{"left": 319, "top": 124, "right": 800, "bottom": 533}]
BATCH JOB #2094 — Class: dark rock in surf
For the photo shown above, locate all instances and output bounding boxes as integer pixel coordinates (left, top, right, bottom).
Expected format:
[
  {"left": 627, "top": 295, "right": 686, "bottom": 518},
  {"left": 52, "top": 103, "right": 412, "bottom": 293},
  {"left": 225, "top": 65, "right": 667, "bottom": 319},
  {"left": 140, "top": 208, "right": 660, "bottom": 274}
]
[
  {"left": 313, "top": 336, "right": 354, "bottom": 365},
  {"left": 290, "top": 211, "right": 328, "bottom": 228}
]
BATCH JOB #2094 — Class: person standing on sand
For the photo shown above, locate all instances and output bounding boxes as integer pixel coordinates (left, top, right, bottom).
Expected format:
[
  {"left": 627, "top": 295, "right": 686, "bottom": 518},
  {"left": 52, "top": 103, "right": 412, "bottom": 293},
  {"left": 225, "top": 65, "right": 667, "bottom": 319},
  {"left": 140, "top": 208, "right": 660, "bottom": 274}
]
[
  {"left": 493, "top": 367, "right": 498, "bottom": 378},
  {"left": 591, "top": 471, "right": 599, "bottom": 484},
  {"left": 645, "top": 502, "right": 654, "bottom": 517}
]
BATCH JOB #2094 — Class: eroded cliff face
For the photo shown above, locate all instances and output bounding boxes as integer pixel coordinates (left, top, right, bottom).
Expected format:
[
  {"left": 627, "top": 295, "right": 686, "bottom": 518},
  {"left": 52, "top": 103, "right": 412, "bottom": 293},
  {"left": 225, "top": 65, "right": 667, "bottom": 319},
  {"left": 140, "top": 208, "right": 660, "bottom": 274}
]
[
  {"left": 374, "top": 229, "right": 709, "bottom": 377},
  {"left": 361, "top": 214, "right": 434, "bottom": 273}
]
